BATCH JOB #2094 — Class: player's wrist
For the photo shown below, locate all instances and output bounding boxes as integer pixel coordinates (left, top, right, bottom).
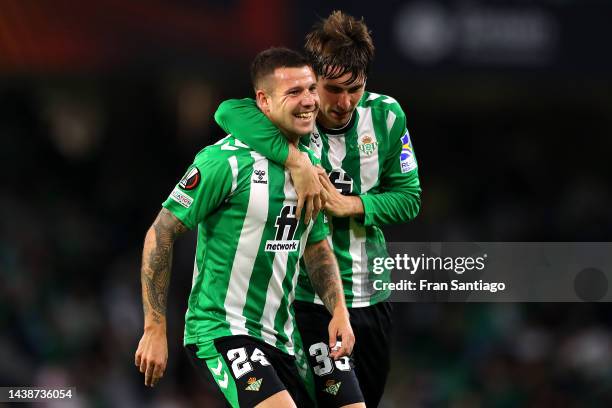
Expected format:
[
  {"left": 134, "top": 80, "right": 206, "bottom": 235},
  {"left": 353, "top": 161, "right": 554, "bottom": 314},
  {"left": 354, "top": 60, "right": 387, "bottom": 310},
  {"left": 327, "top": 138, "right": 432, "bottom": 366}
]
[
  {"left": 337, "top": 196, "right": 364, "bottom": 218},
  {"left": 144, "top": 319, "right": 167, "bottom": 333},
  {"left": 332, "top": 301, "right": 350, "bottom": 319},
  {"left": 349, "top": 196, "right": 365, "bottom": 217}
]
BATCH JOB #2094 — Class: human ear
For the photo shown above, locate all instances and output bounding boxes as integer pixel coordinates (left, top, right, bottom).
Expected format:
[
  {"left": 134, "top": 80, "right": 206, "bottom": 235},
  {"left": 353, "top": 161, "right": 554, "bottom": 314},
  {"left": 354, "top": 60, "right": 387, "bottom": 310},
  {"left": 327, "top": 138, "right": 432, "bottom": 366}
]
[{"left": 255, "top": 89, "right": 270, "bottom": 113}]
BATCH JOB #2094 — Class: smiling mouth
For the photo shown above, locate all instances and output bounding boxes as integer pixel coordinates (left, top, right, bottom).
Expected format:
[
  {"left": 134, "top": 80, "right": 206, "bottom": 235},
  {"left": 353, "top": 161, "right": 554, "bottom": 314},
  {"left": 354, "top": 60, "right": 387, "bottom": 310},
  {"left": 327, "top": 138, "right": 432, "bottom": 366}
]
[{"left": 294, "top": 111, "right": 314, "bottom": 119}]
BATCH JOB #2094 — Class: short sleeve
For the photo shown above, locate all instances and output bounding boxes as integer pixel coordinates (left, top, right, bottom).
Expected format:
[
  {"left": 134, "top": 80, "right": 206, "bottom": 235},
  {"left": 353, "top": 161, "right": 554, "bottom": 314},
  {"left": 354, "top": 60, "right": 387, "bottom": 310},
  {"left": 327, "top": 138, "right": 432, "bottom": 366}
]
[
  {"left": 307, "top": 212, "right": 330, "bottom": 244},
  {"left": 162, "top": 151, "right": 233, "bottom": 229}
]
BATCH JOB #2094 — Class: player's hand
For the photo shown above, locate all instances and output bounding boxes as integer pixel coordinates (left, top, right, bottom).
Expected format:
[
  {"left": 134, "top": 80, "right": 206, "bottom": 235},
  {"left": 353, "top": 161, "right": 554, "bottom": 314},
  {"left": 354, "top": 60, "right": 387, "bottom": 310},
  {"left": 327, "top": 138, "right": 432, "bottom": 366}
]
[
  {"left": 318, "top": 173, "right": 363, "bottom": 218},
  {"left": 289, "top": 155, "right": 324, "bottom": 224},
  {"left": 328, "top": 307, "right": 355, "bottom": 360},
  {"left": 135, "top": 325, "right": 168, "bottom": 387}
]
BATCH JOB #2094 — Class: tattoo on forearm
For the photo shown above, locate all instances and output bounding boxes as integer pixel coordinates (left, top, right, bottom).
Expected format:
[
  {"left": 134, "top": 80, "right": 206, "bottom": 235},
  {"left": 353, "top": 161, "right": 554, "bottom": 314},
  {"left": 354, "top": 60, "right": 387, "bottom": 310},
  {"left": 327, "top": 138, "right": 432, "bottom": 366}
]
[
  {"left": 305, "top": 243, "right": 342, "bottom": 314},
  {"left": 141, "top": 208, "right": 187, "bottom": 323}
]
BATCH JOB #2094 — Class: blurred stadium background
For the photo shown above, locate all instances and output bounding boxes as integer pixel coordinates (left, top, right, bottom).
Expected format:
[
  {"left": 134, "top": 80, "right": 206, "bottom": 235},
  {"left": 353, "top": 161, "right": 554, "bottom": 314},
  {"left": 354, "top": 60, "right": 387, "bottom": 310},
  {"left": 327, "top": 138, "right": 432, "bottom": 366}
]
[{"left": 1, "top": 0, "right": 612, "bottom": 406}]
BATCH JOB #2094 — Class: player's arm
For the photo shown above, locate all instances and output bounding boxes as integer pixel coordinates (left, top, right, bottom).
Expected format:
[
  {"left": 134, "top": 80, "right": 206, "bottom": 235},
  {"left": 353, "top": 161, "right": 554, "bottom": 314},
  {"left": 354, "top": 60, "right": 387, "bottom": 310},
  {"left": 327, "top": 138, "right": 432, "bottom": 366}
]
[
  {"left": 215, "top": 98, "right": 322, "bottom": 223},
  {"left": 303, "top": 238, "right": 354, "bottom": 360},
  {"left": 321, "top": 105, "right": 421, "bottom": 224},
  {"left": 135, "top": 151, "right": 233, "bottom": 388},
  {"left": 215, "top": 98, "right": 289, "bottom": 163},
  {"left": 359, "top": 156, "right": 420, "bottom": 226},
  {"left": 135, "top": 208, "right": 187, "bottom": 387},
  {"left": 358, "top": 106, "right": 421, "bottom": 226}
]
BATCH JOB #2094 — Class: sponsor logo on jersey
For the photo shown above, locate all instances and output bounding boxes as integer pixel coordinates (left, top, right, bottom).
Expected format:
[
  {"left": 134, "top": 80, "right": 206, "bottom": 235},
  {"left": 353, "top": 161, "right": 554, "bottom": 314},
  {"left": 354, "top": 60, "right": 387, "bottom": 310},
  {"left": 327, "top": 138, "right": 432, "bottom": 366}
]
[
  {"left": 308, "top": 131, "right": 323, "bottom": 159},
  {"left": 358, "top": 134, "right": 378, "bottom": 156},
  {"left": 170, "top": 187, "right": 194, "bottom": 208},
  {"left": 400, "top": 131, "right": 417, "bottom": 173},
  {"left": 266, "top": 205, "right": 299, "bottom": 252},
  {"left": 310, "top": 130, "right": 322, "bottom": 148},
  {"left": 323, "top": 380, "right": 342, "bottom": 396},
  {"left": 245, "top": 377, "right": 263, "bottom": 391},
  {"left": 328, "top": 169, "right": 353, "bottom": 195},
  {"left": 179, "top": 166, "right": 200, "bottom": 190},
  {"left": 265, "top": 240, "right": 299, "bottom": 252},
  {"left": 252, "top": 169, "right": 267, "bottom": 184}
]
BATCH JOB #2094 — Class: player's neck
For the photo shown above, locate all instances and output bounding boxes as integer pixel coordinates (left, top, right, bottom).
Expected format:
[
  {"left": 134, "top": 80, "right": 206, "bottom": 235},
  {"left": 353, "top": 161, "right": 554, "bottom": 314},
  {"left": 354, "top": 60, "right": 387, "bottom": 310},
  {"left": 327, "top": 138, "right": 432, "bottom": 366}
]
[
  {"left": 317, "top": 111, "right": 355, "bottom": 135},
  {"left": 281, "top": 132, "right": 301, "bottom": 146}
]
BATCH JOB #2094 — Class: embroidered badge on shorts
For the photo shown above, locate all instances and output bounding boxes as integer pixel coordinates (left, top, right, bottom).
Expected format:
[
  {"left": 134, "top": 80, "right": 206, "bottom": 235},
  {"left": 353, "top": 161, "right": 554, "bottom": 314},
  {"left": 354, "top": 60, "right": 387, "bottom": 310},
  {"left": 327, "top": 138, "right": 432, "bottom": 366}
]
[
  {"left": 245, "top": 377, "right": 262, "bottom": 391},
  {"left": 323, "top": 380, "right": 342, "bottom": 396}
]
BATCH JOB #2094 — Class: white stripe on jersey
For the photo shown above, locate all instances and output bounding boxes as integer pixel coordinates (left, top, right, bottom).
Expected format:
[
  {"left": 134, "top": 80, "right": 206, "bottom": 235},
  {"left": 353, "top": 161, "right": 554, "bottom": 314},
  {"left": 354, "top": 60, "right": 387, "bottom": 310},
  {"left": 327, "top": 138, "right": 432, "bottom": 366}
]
[
  {"left": 327, "top": 234, "right": 334, "bottom": 251},
  {"left": 224, "top": 152, "right": 269, "bottom": 337},
  {"left": 214, "top": 135, "right": 230, "bottom": 145},
  {"left": 356, "top": 107, "right": 379, "bottom": 193},
  {"left": 386, "top": 111, "right": 397, "bottom": 132},
  {"left": 227, "top": 156, "right": 238, "bottom": 196},
  {"left": 260, "top": 170, "right": 296, "bottom": 348},
  {"left": 326, "top": 134, "right": 346, "bottom": 170},
  {"left": 348, "top": 217, "right": 368, "bottom": 304},
  {"left": 191, "top": 255, "right": 200, "bottom": 288}
]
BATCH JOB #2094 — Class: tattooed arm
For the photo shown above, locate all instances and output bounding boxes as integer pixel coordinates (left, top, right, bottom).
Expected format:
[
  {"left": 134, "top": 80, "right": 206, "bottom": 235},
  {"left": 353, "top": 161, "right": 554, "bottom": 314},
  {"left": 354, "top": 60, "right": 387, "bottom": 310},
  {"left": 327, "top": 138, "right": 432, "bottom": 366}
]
[
  {"left": 135, "top": 208, "right": 188, "bottom": 387},
  {"left": 303, "top": 239, "right": 355, "bottom": 359},
  {"left": 140, "top": 208, "right": 187, "bottom": 325}
]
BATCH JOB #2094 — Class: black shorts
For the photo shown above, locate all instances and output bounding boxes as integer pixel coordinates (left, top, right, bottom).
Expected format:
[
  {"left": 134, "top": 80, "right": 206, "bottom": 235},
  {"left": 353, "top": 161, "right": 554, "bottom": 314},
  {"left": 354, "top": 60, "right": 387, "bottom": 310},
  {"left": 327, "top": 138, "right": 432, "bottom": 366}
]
[
  {"left": 294, "top": 300, "right": 365, "bottom": 407},
  {"left": 349, "top": 301, "right": 393, "bottom": 407},
  {"left": 185, "top": 335, "right": 314, "bottom": 408}
]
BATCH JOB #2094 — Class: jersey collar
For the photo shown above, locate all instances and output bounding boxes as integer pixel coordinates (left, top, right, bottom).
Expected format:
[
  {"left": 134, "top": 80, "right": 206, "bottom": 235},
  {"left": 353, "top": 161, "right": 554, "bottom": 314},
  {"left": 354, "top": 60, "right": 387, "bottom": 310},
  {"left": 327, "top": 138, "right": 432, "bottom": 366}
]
[{"left": 316, "top": 111, "right": 357, "bottom": 135}]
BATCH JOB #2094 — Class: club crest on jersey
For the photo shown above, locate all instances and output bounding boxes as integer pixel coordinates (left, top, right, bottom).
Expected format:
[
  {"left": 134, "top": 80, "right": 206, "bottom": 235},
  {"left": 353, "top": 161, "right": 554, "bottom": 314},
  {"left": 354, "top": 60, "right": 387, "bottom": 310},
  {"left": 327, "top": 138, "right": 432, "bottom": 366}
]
[
  {"left": 400, "top": 131, "right": 417, "bottom": 173},
  {"left": 179, "top": 166, "right": 200, "bottom": 190},
  {"left": 252, "top": 169, "right": 267, "bottom": 184},
  {"left": 266, "top": 205, "right": 299, "bottom": 252},
  {"left": 358, "top": 134, "right": 378, "bottom": 156}
]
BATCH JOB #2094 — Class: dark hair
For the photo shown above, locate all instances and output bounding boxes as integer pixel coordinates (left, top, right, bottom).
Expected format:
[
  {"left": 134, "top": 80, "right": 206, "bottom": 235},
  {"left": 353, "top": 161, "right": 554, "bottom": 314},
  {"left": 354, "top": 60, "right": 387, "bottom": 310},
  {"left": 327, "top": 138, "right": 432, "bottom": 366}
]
[
  {"left": 304, "top": 10, "right": 374, "bottom": 85},
  {"left": 250, "top": 47, "right": 311, "bottom": 91}
]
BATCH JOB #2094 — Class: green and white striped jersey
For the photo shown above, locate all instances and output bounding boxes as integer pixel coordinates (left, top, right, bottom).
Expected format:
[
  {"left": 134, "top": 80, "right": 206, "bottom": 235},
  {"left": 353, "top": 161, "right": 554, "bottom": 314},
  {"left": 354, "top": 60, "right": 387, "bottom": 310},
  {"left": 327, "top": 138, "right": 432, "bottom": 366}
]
[
  {"left": 162, "top": 135, "right": 328, "bottom": 355},
  {"left": 215, "top": 92, "right": 421, "bottom": 308}
]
